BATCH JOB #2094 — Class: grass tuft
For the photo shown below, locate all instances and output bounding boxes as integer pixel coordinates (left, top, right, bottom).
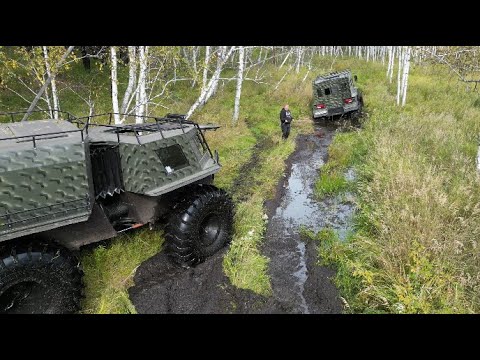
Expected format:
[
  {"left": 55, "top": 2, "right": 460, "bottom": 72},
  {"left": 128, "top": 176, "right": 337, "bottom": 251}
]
[{"left": 315, "top": 59, "right": 480, "bottom": 313}]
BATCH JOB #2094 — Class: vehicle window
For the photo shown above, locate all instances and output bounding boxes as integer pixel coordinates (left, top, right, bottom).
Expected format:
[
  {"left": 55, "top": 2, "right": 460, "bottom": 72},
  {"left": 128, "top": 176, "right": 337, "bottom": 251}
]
[
  {"left": 316, "top": 88, "right": 323, "bottom": 97},
  {"left": 155, "top": 144, "right": 189, "bottom": 171},
  {"left": 324, "top": 87, "right": 331, "bottom": 95}
]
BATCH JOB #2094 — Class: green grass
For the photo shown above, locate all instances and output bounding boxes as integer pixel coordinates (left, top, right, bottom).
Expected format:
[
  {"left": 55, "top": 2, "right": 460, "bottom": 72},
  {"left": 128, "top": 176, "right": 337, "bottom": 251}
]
[
  {"left": 220, "top": 65, "right": 315, "bottom": 294},
  {"left": 313, "top": 59, "right": 480, "bottom": 313},
  {"left": 0, "top": 55, "right": 325, "bottom": 311},
  {"left": 80, "top": 230, "right": 164, "bottom": 314},
  {"left": 313, "top": 130, "right": 367, "bottom": 199},
  {"left": 315, "top": 163, "right": 350, "bottom": 198},
  {"left": 8, "top": 52, "right": 476, "bottom": 314}
]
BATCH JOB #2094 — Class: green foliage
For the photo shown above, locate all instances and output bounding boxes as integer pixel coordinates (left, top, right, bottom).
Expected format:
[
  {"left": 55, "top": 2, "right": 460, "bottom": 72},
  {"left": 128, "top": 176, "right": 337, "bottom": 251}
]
[
  {"left": 4, "top": 48, "right": 479, "bottom": 314},
  {"left": 221, "top": 68, "right": 313, "bottom": 293},
  {"left": 315, "top": 164, "right": 350, "bottom": 199},
  {"left": 80, "top": 230, "right": 164, "bottom": 314},
  {"left": 0, "top": 51, "right": 315, "bottom": 311},
  {"left": 315, "top": 58, "right": 480, "bottom": 314},
  {"left": 314, "top": 130, "right": 366, "bottom": 199}
]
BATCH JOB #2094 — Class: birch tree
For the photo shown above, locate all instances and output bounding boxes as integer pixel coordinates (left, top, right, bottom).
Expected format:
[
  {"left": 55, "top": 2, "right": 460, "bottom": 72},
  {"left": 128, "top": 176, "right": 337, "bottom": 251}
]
[
  {"left": 186, "top": 46, "right": 235, "bottom": 119},
  {"left": 396, "top": 46, "right": 404, "bottom": 105},
  {"left": 21, "top": 46, "right": 75, "bottom": 122},
  {"left": 120, "top": 46, "right": 137, "bottom": 114},
  {"left": 42, "top": 46, "right": 60, "bottom": 118},
  {"left": 401, "top": 47, "right": 411, "bottom": 106},
  {"left": 191, "top": 46, "right": 199, "bottom": 88},
  {"left": 208, "top": 47, "right": 227, "bottom": 98},
  {"left": 280, "top": 48, "right": 293, "bottom": 69},
  {"left": 387, "top": 46, "right": 395, "bottom": 82},
  {"left": 202, "top": 46, "right": 211, "bottom": 91},
  {"left": 110, "top": 47, "right": 121, "bottom": 124},
  {"left": 136, "top": 46, "right": 149, "bottom": 123},
  {"left": 0, "top": 47, "right": 73, "bottom": 118},
  {"left": 232, "top": 46, "right": 245, "bottom": 124},
  {"left": 295, "top": 46, "right": 303, "bottom": 73}
]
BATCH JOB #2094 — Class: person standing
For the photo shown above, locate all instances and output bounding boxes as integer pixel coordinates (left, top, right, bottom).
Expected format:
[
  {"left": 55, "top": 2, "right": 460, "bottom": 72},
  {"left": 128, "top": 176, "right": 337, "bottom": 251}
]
[{"left": 280, "top": 104, "right": 293, "bottom": 139}]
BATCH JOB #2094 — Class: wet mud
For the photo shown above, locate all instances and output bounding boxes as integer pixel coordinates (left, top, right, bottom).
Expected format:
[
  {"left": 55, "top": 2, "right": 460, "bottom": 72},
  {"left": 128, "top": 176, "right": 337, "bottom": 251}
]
[{"left": 130, "top": 122, "right": 354, "bottom": 314}]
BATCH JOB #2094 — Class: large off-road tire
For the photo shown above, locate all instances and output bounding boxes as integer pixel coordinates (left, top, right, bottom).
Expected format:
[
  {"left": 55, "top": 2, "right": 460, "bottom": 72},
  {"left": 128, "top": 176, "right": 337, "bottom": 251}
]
[
  {"left": 165, "top": 184, "right": 234, "bottom": 267},
  {"left": 0, "top": 242, "right": 83, "bottom": 314},
  {"left": 350, "top": 92, "right": 364, "bottom": 124}
]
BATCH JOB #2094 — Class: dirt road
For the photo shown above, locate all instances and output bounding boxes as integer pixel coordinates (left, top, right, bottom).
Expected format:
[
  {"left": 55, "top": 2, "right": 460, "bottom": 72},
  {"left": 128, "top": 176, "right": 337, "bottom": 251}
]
[{"left": 129, "top": 124, "right": 352, "bottom": 313}]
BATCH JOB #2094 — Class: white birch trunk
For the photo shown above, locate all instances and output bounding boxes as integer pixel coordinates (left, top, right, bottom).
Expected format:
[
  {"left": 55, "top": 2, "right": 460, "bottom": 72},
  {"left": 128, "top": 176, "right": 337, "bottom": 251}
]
[
  {"left": 121, "top": 46, "right": 137, "bottom": 115},
  {"left": 22, "top": 46, "right": 75, "bottom": 122},
  {"left": 135, "top": 79, "right": 140, "bottom": 119},
  {"left": 389, "top": 46, "right": 396, "bottom": 83},
  {"left": 386, "top": 46, "right": 392, "bottom": 78},
  {"left": 263, "top": 46, "right": 270, "bottom": 62},
  {"left": 279, "top": 49, "right": 292, "bottom": 68},
  {"left": 202, "top": 46, "right": 211, "bottom": 91},
  {"left": 257, "top": 46, "right": 263, "bottom": 63},
  {"left": 110, "top": 47, "right": 121, "bottom": 124},
  {"left": 186, "top": 46, "right": 235, "bottom": 119},
  {"left": 42, "top": 46, "right": 60, "bottom": 119},
  {"left": 401, "top": 47, "right": 411, "bottom": 106},
  {"left": 209, "top": 46, "right": 225, "bottom": 98},
  {"left": 296, "top": 47, "right": 301, "bottom": 73},
  {"left": 396, "top": 46, "right": 404, "bottom": 105},
  {"left": 44, "top": 78, "right": 53, "bottom": 118},
  {"left": 232, "top": 46, "right": 245, "bottom": 124},
  {"left": 136, "top": 46, "right": 148, "bottom": 123},
  {"left": 192, "top": 46, "right": 198, "bottom": 88}
]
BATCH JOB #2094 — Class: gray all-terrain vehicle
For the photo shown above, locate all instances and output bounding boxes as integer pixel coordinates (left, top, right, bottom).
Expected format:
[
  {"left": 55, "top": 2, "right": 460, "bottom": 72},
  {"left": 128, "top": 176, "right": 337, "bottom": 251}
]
[
  {"left": 312, "top": 69, "right": 363, "bottom": 120},
  {"left": 0, "top": 110, "right": 234, "bottom": 313}
]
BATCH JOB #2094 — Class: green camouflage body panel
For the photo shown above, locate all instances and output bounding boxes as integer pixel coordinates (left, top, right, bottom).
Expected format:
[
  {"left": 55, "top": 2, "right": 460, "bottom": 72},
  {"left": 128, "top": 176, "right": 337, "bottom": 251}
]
[
  {"left": 119, "top": 128, "right": 203, "bottom": 194},
  {"left": 0, "top": 115, "right": 221, "bottom": 243},
  {"left": 0, "top": 121, "right": 91, "bottom": 241},
  {"left": 312, "top": 69, "right": 360, "bottom": 118}
]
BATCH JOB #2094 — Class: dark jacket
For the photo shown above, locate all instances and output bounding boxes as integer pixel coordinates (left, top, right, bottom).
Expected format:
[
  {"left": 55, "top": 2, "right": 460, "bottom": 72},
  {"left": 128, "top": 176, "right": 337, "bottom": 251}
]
[{"left": 280, "top": 108, "right": 293, "bottom": 124}]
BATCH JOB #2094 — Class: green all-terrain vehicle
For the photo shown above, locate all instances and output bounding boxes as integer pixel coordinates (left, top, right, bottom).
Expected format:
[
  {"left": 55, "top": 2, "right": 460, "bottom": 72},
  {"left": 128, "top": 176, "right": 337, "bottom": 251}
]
[
  {"left": 312, "top": 69, "right": 363, "bottom": 120},
  {"left": 0, "top": 110, "right": 234, "bottom": 313}
]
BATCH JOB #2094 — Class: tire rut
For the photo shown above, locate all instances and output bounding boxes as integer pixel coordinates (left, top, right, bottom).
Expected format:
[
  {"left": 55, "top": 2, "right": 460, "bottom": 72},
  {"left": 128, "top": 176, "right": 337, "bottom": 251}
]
[{"left": 129, "top": 122, "right": 351, "bottom": 314}]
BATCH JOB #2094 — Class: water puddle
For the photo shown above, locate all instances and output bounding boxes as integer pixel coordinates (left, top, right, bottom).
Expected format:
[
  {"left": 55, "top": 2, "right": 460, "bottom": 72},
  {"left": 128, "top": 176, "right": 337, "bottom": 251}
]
[{"left": 264, "top": 127, "right": 355, "bottom": 313}]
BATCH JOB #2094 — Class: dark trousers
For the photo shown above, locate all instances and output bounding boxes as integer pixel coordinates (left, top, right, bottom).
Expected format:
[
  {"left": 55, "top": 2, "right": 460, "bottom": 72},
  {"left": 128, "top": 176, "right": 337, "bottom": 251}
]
[{"left": 281, "top": 122, "right": 291, "bottom": 139}]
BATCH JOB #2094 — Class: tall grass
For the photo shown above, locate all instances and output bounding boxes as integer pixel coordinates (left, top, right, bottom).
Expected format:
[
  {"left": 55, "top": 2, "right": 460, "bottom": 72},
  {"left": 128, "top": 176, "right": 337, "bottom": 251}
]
[
  {"left": 319, "top": 59, "right": 480, "bottom": 313},
  {"left": 0, "top": 57, "right": 322, "bottom": 311},
  {"left": 221, "top": 65, "right": 314, "bottom": 294},
  {"left": 80, "top": 230, "right": 164, "bottom": 314}
]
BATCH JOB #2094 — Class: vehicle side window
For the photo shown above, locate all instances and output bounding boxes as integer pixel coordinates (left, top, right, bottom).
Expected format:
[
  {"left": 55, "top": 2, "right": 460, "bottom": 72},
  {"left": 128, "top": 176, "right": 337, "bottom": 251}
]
[
  {"left": 316, "top": 88, "right": 323, "bottom": 97},
  {"left": 324, "top": 87, "right": 331, "bottom": 95}
]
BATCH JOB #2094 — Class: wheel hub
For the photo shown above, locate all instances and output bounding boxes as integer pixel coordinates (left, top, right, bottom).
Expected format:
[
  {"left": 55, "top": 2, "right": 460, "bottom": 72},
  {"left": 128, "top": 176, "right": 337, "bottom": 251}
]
[{"left": 199, "top": 214, "right": 222, "bottom": 247}]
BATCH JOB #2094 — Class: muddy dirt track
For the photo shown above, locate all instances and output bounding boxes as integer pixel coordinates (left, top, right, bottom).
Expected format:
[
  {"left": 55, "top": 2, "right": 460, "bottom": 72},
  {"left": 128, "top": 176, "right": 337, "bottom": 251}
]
[{"left": 129, "top": 123, "right": 352, "bottom": 314}]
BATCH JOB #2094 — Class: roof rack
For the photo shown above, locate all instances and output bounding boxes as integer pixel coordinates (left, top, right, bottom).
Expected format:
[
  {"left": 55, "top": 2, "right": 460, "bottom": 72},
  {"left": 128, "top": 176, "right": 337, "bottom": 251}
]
[
  {"left": 72, "top": 112, "right": 196, "bottom": 144},
  {"left": 73, "top": 112, "right": 214, "bottom": 158},
  {"left": 0, "top": 111, "right": 214, "bottom": 158},
  {"left": 0, "top": 109, "right": 75, "bottom": 123},
  {"left": 0, "top": 110, "right": 82, "bottom": 148},
  {"left": 314, "top": 69, "right": 351, "bottom": 82}
]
